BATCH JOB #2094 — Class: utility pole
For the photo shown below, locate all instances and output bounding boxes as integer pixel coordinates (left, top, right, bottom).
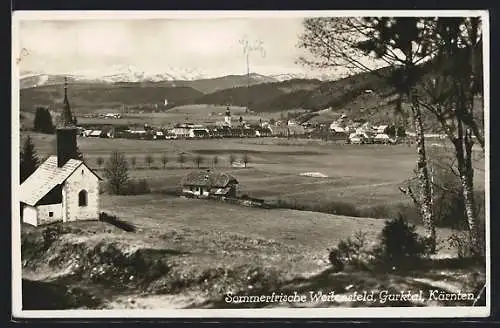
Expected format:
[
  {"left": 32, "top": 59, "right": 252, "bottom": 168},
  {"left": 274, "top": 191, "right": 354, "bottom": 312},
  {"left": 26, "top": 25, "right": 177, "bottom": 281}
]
[{"left": 239, "top": 36, "right": 266, "bottom": 114}]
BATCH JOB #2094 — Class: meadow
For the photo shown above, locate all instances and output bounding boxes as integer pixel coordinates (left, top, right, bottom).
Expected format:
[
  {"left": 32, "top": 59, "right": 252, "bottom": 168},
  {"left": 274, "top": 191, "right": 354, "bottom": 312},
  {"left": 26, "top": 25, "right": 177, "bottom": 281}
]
[{"left": 24, "top": 131, "right": 485, "bottom": 210}]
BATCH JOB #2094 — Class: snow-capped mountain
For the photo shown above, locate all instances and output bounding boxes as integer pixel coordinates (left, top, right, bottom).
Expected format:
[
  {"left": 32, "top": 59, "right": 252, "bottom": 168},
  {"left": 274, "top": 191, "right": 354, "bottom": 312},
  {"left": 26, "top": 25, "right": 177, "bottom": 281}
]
[
  {"left": 271, "top": 73, "right": 337, "bottom": 82},
  {"left": 70, "top": 64, "right": 209, "bottom": 83},
  {"left": 19, "top": 65, "right": 335, "bottom": 90}
]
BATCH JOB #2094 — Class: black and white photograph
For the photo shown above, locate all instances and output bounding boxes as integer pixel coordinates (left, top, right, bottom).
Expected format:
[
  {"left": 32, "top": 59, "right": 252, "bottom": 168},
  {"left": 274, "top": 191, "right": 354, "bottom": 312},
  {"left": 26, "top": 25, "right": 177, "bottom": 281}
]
[{"left": 12, "top": 10, "right": 490, "bottom": 318}]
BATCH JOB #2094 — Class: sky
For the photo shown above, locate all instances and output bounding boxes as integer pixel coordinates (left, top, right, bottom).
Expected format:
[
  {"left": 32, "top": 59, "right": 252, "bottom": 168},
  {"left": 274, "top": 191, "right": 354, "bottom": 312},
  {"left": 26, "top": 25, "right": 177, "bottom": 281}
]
[{"left": 17, "top": 18, "right": 325, "bottom": 78}]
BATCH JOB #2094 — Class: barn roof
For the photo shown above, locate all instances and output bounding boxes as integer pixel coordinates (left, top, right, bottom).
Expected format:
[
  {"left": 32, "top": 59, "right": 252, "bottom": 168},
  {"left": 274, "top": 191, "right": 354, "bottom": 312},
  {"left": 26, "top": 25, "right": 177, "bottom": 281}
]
[
  {"left": 181, "top": 171, "right": 238, "bottom": 188},
  {"left": 20, "top": 156, "right": 102, "bottom": 206}
]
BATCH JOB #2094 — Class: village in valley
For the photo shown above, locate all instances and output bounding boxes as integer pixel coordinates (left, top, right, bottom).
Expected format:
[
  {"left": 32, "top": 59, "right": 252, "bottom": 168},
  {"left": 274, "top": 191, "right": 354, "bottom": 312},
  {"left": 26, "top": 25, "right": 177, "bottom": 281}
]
[{"left": 16, "top": 14, "right": 487, "bottom": 313}]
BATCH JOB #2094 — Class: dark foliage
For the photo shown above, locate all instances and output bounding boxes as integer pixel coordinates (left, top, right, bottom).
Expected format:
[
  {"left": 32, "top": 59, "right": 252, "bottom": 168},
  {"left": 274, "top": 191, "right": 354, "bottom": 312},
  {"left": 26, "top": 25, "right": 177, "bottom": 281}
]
[
  {"left": 99, "top": 212, "right": 136, "bottom": 232},
  {"left": 33, "top": 107, "right": 55, "bottom": 134},
  {"left": 375, "top": 215, "right": 429, "bottom": 267},
  {"left": 20, "top": 135, "right": 40, "bottom": 183},
  {"left": 328, "top": 231, "right": 372, "bottom": 272}
]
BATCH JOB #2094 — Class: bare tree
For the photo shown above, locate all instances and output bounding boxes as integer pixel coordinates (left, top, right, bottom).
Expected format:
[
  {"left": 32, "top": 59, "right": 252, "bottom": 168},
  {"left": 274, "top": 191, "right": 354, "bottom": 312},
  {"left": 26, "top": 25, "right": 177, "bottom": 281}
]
[
  {"left": 193, "top": 155, "right": 204, "bottom": 169},
  {"left": 161, "top": 153, "right": 168, "bottom": 169},
  {"left": 96, "top": 156, "right": 104, "bottom": 170},
  {"left": 299, "top": 17, "right": 439, "bottom": 251},
  {"left": 417, "top": 17, "right": 484, "bottom": 255},
  {"left": 242, "top": 153, "right": 250, "bottom": 168},
  {"left": 104, "top": 151, "right": 129, "bottom": 195},
  {"left": 229, "top": 154, "right": 236, "bottom": 167},
  {"left": 129, "top": 156, "right": 136, "bottom": 170},
  {"left": 145, "top": 154, "right": 153, "bottom": 169},
  {"left": 177, "top": 153, "right": 186, "bottom": 168}
]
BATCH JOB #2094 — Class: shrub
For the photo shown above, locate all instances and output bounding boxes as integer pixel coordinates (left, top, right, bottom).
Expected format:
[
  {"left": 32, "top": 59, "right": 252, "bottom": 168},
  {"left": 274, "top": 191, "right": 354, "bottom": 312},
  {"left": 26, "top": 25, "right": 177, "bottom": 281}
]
[
  {"left": 448, "top": 223, "right": 486, "bottom": 260},
  {"left": 374, "top": 215, "right": 429, "bottom": 269},
  {"left": 42, "top": 224, "right": 65, "bottom": 250},
  {"left": 328, "top": 231, "right": 373, "bottom": 271}
]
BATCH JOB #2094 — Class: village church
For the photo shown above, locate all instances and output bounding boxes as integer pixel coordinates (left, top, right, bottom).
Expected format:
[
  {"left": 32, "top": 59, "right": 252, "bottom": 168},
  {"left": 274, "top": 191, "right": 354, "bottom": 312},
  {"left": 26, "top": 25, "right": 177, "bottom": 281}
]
[{"left": 20, "top": 78, "right": 102, "bottom": 227}]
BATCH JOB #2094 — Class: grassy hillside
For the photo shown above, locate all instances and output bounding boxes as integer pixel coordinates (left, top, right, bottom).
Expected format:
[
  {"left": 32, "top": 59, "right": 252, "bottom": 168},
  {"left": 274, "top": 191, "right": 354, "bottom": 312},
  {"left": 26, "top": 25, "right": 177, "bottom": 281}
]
[
  {"left": 178, "top": 73, "right": 278, "bottom": 93},
  {"left": 21, "top": 196, "right": 484, "bottom": 309},
  {"left": 194, "top": 78, "right": 324, "bottom": 111}
]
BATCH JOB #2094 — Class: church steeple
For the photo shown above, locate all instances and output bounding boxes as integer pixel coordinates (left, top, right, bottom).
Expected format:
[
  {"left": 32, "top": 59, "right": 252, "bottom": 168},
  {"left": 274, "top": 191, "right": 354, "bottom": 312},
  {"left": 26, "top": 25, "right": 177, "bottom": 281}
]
[
  {"left": 224, "top": 106, "right": 232, "bottom": 126},
  {"left": 58, "top": 76, "right": 75, "bottom": 128},
  {"left": 56, "top": 76, "right": 78, "bottom": 167}
]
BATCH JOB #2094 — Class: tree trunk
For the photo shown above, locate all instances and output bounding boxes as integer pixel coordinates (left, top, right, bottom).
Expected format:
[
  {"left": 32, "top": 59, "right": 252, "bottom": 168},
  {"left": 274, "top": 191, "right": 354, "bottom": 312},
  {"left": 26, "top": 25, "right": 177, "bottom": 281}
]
[
  {"left": 455, "top": 121, "right": 482, "bottom": 256},
  {"left": 411, "top": 97, "right": 436, "bottom": 252}
]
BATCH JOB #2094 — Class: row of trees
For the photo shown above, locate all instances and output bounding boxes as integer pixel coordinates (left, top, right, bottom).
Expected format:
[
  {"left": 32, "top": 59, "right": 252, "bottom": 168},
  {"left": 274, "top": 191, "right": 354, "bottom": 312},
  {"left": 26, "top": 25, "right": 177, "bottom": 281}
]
[
  {"left": 95, "top": 153, "right": 251, "bottom": 170},
  {"left": 299, "top": 17, "right": 484, "bottom": 255},
  {"left": 103, "top": 151, "right": 251, "bottom": 195}
]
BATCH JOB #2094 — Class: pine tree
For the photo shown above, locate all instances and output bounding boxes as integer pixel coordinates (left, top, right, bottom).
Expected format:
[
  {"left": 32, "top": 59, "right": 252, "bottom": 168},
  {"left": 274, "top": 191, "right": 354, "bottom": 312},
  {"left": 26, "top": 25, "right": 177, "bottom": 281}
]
[
  {"left": 33, "top": 107, "right": 55, "bottom": 134},
  {"left": 20, "top": 135, "right": 40, "bottom": 183}
]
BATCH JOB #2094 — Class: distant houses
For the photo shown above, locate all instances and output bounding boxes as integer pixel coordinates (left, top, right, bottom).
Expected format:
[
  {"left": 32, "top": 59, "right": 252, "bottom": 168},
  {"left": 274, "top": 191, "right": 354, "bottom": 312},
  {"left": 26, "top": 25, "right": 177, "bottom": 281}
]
[{"left": 71, "top": 107, "right": 415, "bottom": 143}]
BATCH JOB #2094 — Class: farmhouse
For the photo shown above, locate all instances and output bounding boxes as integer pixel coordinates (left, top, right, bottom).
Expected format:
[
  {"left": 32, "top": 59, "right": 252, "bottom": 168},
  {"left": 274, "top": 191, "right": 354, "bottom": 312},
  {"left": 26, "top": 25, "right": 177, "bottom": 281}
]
[
  {"left": 20, "top": 78, "right": 102, "bottom": 227},
  {"left": 181, "top": 170, "right": 239, "bottom": 198},
  {"left": 269, "top": 126, "right": 289, "bottom": 137},
  {"left": 171, "top": 125, "right": 191, "bottom": 138},
  {"left": 189, "top": 128, "right": 210, "bottom": 139}
]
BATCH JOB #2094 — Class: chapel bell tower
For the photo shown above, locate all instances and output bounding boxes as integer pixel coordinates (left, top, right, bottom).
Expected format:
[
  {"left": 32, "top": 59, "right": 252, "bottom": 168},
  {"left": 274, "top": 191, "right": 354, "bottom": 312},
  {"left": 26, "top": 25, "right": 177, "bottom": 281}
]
[{"left": 56, "top": 77, "right": 78, "bottom": 167}]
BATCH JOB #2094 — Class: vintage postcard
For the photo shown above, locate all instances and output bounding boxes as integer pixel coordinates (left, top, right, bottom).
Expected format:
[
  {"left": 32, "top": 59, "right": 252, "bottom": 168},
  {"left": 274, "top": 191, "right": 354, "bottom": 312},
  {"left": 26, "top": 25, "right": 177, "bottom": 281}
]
[{"left": 12, "top": 10, "right": 490, "bottom": 318}]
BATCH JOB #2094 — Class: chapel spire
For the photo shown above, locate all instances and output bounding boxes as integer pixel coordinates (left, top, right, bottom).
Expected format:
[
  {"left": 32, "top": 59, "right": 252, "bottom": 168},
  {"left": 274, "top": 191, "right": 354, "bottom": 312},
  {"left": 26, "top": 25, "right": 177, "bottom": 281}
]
[
  {"left": 59, "top": 76, "right": 75, "bottom": 128},
  {"left": 56, "top": 76, "right": 78, "bottom": 167}
]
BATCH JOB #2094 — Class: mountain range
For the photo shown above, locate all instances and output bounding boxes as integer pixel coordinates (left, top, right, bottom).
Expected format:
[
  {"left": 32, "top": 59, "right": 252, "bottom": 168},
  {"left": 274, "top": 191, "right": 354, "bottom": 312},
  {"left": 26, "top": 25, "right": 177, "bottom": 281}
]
[
  {"left": 19, "top": 65, "right": 406, "bottom": 124},
  {"left": 19, "top": 64, "right": 321, "bottom": 93}
]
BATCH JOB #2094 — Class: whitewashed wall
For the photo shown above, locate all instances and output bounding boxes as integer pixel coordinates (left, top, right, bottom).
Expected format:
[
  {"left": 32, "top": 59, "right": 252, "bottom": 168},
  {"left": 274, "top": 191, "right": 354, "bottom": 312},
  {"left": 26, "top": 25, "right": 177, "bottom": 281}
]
[
  {"left": 37, "top": 203, "right": 63, "bottom": 225},
  {"left": 182, "top": 186, "right": 209, "bottom": 197},
  {"left": 22, "top": 205, "right": 38, "bottom": 226},
  {"left": 63, "top": 164, "right": 99, "bottom": 222}
]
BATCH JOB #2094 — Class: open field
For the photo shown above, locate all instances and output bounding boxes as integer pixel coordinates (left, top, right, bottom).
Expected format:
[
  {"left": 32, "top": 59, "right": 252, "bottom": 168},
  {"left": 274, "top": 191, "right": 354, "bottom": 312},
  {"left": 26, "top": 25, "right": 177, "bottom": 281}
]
[{"left": 23, "top": 132, "right": 486, "bottom": 211}]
